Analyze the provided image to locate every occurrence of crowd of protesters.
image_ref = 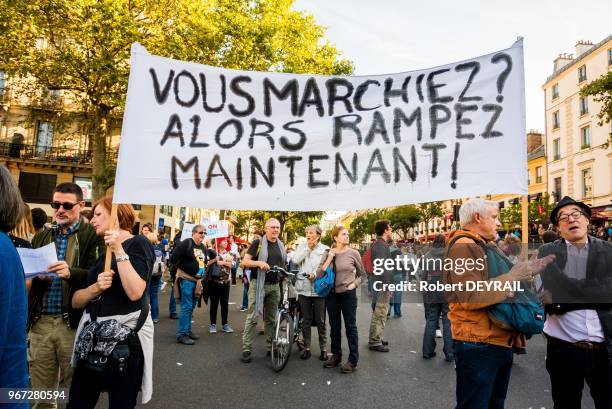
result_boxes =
[1,160,611,408]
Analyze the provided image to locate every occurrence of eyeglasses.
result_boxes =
[51,202,79,210]
[558,211,585,222]
[195,231,205,235]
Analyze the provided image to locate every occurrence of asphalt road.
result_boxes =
[96,283,595,409]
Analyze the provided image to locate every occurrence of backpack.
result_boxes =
[314,255,335,298]
[448,235,545,336]
[152,249,165,277]
[483,244,544,335]
[362,247,373,275]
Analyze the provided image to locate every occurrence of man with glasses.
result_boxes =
[171,224,211,345]
[240,218,287,363]
[29,182,103,408]
[538,196,612,408]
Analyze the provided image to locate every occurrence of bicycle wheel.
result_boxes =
[294,309,305,351]
[271,312,294,372]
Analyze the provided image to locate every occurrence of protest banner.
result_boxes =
[199,219,229,239]
[114,40,527,211]
[181,222,196,240]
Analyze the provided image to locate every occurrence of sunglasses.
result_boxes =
[195,231,206,235]
[51,202,79,210]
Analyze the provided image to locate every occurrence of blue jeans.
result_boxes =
[177,279,197,338]
[453,341,514,409]
[149,275,161,321]
[241,284,249,309]
[422,302,453,358]
[169,285,177,315]
[390,273,405,316]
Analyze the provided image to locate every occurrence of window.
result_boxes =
[536,166,542,184]
[582,168,592,198]
[74,177,92,203]
[553,138,561,160]
[579,97,588,116]
[0,71,6,97]
[552,111,560,129]
[552,83,559,100]
[580,126,591,148]
[608,48,612,66]
[18,172,57,203]
[35,121,53,158]
[160,205,173,216]
[527,170,530,185]
[554,177,562,202]
[578,65,587,82]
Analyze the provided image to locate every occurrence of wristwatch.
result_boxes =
[116,254,130,263]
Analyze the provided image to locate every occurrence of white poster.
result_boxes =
[181,222,195,240]
[201,219,229,239]
[114,40,527,210]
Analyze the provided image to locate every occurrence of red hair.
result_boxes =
[92,196,136,231]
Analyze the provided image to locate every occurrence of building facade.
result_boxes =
[542,36,612,221]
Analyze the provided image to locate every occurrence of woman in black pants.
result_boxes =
[68,198,154,409]
[317,225,365,374]
[208,239,234,334]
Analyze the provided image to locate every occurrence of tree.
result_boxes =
[580,71,612,149]
[500,202,521,229]
[349,209,384,244]
[0,0,353,199]
[385,205,421,240]
[418,202,444,238]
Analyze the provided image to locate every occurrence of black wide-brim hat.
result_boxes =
[550,196,592,224]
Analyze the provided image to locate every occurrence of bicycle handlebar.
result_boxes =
[269,266,308,279]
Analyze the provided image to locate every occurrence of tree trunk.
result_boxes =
[91,107,109,201]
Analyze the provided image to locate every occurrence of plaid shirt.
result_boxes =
[42,221,80,315]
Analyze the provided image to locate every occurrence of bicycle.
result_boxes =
[270,266,307,372]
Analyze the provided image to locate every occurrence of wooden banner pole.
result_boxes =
[521,195,529,245]
[103,204,118,272]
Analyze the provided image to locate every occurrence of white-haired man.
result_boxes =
[446,199,554,409]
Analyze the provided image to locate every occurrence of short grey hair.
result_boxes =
[0,165,25,232]
[305,224,322,236]
[459,199,498,228]
[192,224,205,234]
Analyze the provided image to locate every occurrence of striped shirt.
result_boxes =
[42,221,80,315]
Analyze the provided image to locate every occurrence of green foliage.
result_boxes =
[320,231,332,247]
[417,201,444,237]
[385,205,421,240]
[349,209,384,244]
[0,0,353,199]
[500,193,555,228]
[580,71,612,148]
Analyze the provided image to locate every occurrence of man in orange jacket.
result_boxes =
[446,199,553,409]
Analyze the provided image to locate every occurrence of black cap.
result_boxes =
[550,196,591,224]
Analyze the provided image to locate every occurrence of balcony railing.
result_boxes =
[0,142,93,165]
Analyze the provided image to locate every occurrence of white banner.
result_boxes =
[114,40,527,210]
[200,219,229,239]
[181,222,195,240]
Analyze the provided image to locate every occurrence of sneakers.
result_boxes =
[152,319,160,324]
[241,351,252,363]
[188,331,200,340]
[169,313,178,319]
[222,324,234,333]
[209,324,217,334]
[324,354,342,368]
[369,344,390,352]
[177,336,195,345]
[340,361,357,374]
[435,329,442,338]
[239,307,248,312]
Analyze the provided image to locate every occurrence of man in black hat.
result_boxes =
[538,196,612,408]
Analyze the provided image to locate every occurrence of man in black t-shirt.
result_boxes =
[172,225,208,345]
[240,218,287,363]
